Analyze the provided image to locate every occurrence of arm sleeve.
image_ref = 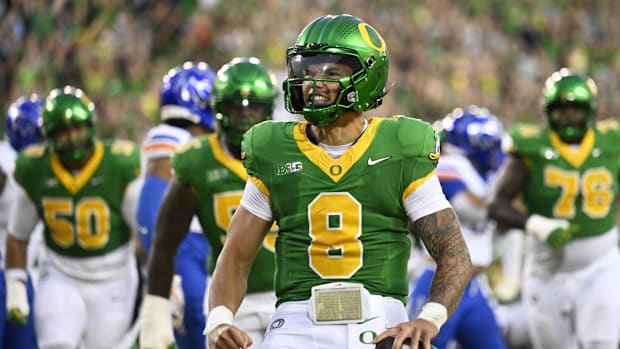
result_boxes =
[135,175,169,254]
[7,187,39,241]
[122,177,142,232]
[239,179,273,222]
[136,125,191,254]
[404,174,452,222]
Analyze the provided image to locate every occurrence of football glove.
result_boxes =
[6,278,29,325]
[493,277,521,304]
[170,275,185,331]
[525,214,579,248]
[139,294,175,349]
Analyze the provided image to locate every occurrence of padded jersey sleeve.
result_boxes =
[110,139,141,185]
[395,117,441,201]
[507,123,545,156]
[171,137,203,185]
[7,184,39,241]
[239,121,273,196]
[141,124,192,163]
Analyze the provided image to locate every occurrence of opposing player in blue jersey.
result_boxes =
[409,106,506,349]
[140,57,279,349]
[1,94,43,349]
[136,61,214,349]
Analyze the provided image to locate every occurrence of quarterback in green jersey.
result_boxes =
[206,14,472,349]
[140,57,279,349]
[488,68,620,349]
[5,86,142,349]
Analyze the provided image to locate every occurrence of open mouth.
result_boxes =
[308,94,330,106]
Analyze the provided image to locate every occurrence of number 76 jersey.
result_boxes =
[242,116,440,305]
[509,119,620,239]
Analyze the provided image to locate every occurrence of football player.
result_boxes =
[135,61,215,349]
[139,57,278,349]
[488,68,620,349]
[1,93,44,349]
[409,106,506,349]
[205,14,472,349]
[5,86,141,348]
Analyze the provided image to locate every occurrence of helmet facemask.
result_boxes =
[283,14,389,126]
[212,57,277,157]
[217,99,273,149]
[49,123,96,165]
[284,53,362,126]
[543,69,596,144]
[42,87,97,166]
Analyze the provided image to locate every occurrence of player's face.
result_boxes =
[301,62,353,107]
[222,100,270,134]
[548,105,589,130]
[52,124,91,155]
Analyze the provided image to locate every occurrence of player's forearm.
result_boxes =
[487,199,527,230]
[208,251,251,314]
[209,206,271,313]
[5,234,29,269]
[146,178,196,297]
[487,155,529,230]
[415,208,472,315]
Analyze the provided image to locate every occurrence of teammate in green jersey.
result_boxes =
[488,68,620,349]
[5,86,142,349]
[139,57,278,349]
[205,14,472,349]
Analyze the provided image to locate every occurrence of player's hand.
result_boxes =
[207,324,252,349]
[139,294,176,349]
[6,279,29,325]
[170,275,185,330]
[525,214,578,248]
[493,277,521,303]
[375,336,438,349]
[373,318,439,349]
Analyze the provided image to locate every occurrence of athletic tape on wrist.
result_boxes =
[416,302,448,331]
[5,268,27,282]
[204,305,234,335]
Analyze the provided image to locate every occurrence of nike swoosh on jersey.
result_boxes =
[367,156,391,166]
[360,316,380,324]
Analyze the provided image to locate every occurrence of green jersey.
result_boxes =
[509,119,620,238]
[242,116,440,304]
[14,140,140,257]
[172,134,276,293]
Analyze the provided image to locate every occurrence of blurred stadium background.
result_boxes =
[1,0,619,141]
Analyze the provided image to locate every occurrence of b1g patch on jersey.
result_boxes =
[274,161,303,176]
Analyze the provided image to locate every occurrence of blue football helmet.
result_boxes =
[159,61,217,130]
[5,94,44,151]
[440,105,505,175]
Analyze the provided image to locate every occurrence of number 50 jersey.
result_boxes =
[242,116,440,305]
[13,140,140,279]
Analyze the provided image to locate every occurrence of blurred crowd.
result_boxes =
[2,0,619,141]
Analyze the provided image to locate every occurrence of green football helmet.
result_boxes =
[212,57,277,149]
[282,14,389,126]
[42,86,97,164]
[543,68,597,143]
